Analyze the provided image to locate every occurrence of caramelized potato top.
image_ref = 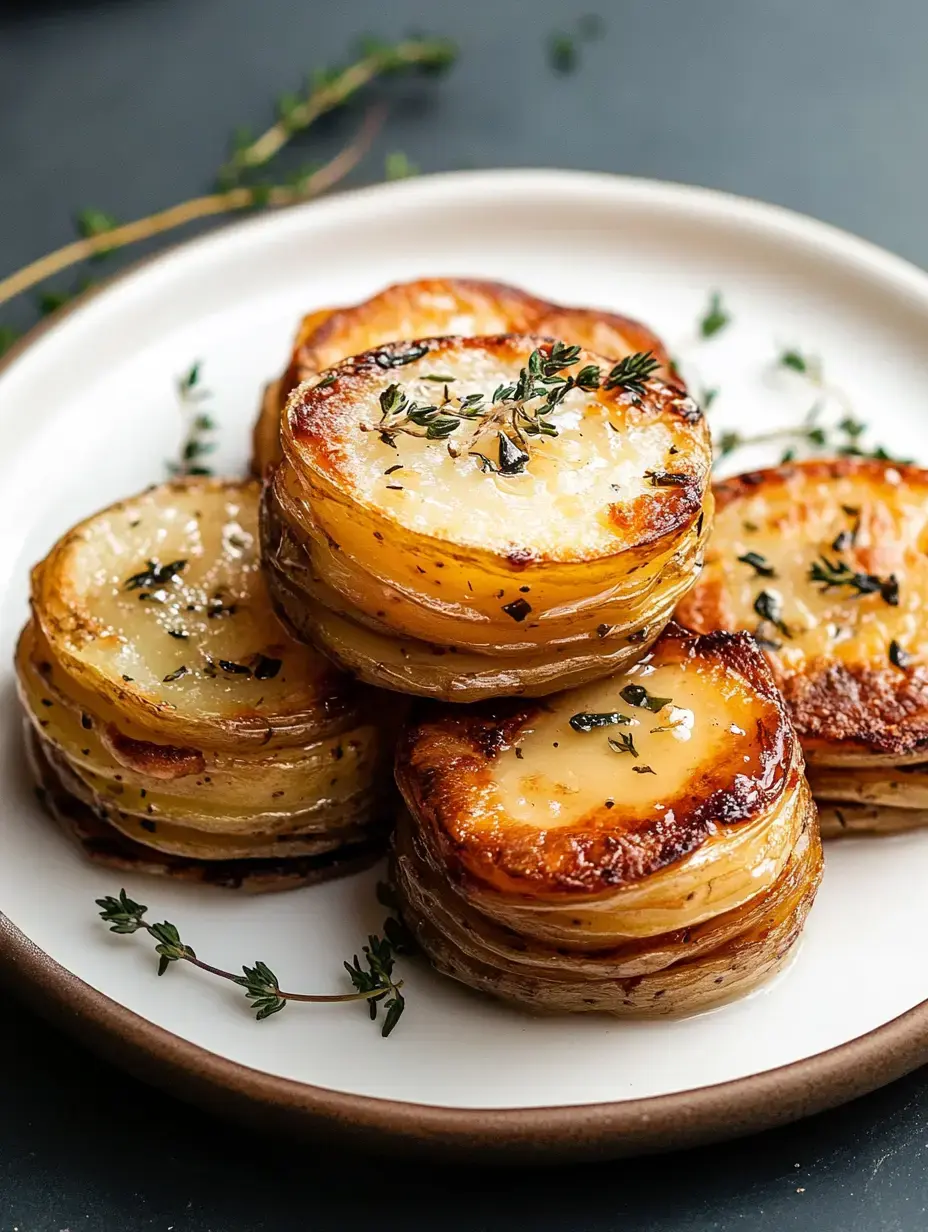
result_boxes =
[676,458,928,760]
[31,479,364,747]
[396,624,796,896]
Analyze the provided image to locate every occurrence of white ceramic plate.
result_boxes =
[3,170,928,1159]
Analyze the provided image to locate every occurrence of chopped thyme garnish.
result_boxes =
[889,640,912,670]
[737,551,776,578]
[218,659,252,675]
[162,665,188,682]
[754,590,791,638]
[569,711,631,733]
[620,684,672,713]
[700,387,719,411]
[608,732,638,757]
[316,373,337,390]
[778,348,822,381]
[167,629,189,640]
[699,292,731,338]
[501,597,532,622]
[633,765,656,775]
[808,556,899,605]
[253,655,282,680]
[124,559,187,591]
[422,373,455,382]
[373,343,429,369]
[168,362,217,478]
[207,596,237,618]
[644,470,689,487]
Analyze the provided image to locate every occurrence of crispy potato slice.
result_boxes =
[676,458,928,764]
[392,624,821,1014]
[252,277,673,474]
[30,478,372,750]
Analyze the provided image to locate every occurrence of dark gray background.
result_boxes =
[2,0,928,1228]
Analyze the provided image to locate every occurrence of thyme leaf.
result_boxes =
[619,684,672,713]
[569,711,631,733]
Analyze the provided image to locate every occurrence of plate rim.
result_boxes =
[4,167,928,1160]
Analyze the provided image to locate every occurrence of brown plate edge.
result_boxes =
[2,192,928,1163]
[3,905,928,1163]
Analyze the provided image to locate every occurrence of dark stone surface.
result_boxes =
[2,1,928,1228]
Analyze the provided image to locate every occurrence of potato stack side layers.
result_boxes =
[676,458,928,837]
[264,332,713,701]
[393,623,822,1016]
[18,479,397,892]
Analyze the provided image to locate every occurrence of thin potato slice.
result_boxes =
[393,623,821,1015]
[18,622,391,831]
[31,478,371,750]
[29,728,382,894]
[251,277,674,474]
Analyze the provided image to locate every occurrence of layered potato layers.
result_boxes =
[266,333,713,700]
[676,458,928,836]
[18,478,397,890]
[251,276,676,475]
[393,624,821,1016]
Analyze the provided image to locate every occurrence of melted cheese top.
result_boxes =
[690,468,928,672]
[492,653,771,830]
[288,337,708,560]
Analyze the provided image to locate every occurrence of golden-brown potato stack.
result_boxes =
[676,458,928,837]
[265,332,712,701]
[18,478,397,891]
[251,276,676,476]
[393,624,821,1016]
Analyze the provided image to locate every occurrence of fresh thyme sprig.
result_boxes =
[371,343,662,474]
[167,361,217,477]
[0,38,456,317]
[96,889,408,1037]
[712,342,908,466]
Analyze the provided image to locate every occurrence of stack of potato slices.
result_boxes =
[393,624,821,1015]
[264,332,713,700]
[676,458,928,836]
[251,276,676,476]
[17,478,395,891]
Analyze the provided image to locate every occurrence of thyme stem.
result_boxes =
[0,107,382,312]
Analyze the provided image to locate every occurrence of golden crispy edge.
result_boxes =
[677,458,928,759]
[395,623,797,894]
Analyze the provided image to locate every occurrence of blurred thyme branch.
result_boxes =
[0,37,456,329]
